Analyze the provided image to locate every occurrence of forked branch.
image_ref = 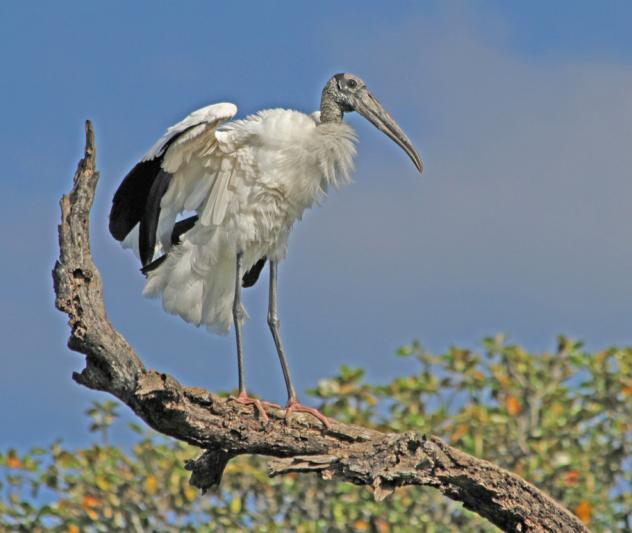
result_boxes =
[53,122,589,533]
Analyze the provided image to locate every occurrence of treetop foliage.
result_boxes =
[1,336,630,532]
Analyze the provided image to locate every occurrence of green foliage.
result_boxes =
[1,336,630,532]
[84,401,119,445]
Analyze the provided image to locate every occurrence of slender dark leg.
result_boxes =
[234,252,246,394]
[267,261,297,401]
[268,260,330,428]
[229,252,279,421]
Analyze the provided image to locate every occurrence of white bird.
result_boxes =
[109,73,422,426]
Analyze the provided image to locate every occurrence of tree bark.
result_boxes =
[53,121,591,533]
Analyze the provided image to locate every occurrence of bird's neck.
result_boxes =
[319,86,344,124]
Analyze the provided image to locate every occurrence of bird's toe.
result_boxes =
[284,400,331,429]
[229,392,281,423]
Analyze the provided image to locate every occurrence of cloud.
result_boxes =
[283,6,632,349]
[4,4,632,451]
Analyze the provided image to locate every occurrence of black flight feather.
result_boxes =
[141,216,266,289]
[109,123,202,243]
[170,215,198,245]
[139,170,172,266]
[140,215,199,276]
[242,257,267,288]
[140,254,166,276]
[109,158,163,241]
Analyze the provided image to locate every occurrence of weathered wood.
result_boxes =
[52,121,590,533]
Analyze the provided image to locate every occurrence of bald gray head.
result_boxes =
[320,73,423,173]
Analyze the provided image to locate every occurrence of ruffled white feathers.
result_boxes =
[134,105,357,332]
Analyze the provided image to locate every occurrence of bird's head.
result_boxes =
[321,73,423,173]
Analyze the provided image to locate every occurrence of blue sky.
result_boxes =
[2,1,632,448]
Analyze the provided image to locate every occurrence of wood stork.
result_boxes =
[109,73,422,426]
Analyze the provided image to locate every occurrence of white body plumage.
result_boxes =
[125,104,357,333]
[110,73,421,420]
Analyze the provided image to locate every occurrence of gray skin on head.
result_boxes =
[320,73,365,123]
[319,72,423,173]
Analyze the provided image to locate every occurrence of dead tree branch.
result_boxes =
[52,121,590,533]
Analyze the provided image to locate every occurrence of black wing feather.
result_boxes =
[109,123,202,244]
[140,215,199,276]
[109,158,163,241]
[140,254,167,276]
[242,257,267,288]
[139,170,172,266]
[141,216,266,289]
[170,215,198,245]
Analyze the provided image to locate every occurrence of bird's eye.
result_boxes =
[347,79,358,89]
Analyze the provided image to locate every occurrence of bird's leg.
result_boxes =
[267,261,331,428]
[229,252,279,422]
[234,252,247,394]
[267,261,296,400]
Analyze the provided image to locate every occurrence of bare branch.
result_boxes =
[53,122,590,533]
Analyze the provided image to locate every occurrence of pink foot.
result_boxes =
[229,392,281,422]
[285,399,331,429]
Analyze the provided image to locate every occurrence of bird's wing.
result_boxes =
[143,103,238,161]
[109,103,238,266]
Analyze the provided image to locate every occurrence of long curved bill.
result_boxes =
[352,90,423,174]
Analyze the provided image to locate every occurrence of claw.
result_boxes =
[284,400,331,428]
[228,392,281,422]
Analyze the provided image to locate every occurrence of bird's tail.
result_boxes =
[143,236,246,334]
